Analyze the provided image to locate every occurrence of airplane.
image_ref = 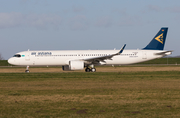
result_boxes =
[8,27,172,72]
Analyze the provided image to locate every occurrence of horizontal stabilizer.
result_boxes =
[154,50,173,55]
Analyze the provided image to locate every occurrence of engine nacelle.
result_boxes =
[62,65,71,71]
[62,60,84,71]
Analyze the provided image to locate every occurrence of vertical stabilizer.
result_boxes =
[143,27,168,50]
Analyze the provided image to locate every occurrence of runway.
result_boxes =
[0,66,180,73]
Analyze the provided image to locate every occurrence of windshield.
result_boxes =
[13,54,21,57]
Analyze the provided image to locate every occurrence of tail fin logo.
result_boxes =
[155,33,163,44]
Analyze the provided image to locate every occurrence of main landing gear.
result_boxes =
[85,67,96,72]
[85,65,96,72]
[25,66,30,73]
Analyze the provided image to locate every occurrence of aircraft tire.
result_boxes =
[85,68,91,72]
[25,70,30,73]
[91,68,96,72]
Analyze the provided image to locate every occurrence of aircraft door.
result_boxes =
[25,52,30,61]
[142,51,147,59]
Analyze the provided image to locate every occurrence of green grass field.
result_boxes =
[0,60,9,66]
[136,57,180,65]
[0,71,180,118]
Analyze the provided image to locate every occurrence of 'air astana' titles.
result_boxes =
[31,52,52,55]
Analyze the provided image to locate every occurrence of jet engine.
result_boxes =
[62,60,84,71]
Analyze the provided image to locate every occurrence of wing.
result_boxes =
[83,44,126,64]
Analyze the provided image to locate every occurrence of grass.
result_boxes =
[0,60,10,66]
[0,72,180,117]
[136,57,180,65]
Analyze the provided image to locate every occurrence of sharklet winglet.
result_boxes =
[118,44,126,54]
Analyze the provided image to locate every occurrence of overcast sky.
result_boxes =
[1,0,180,59]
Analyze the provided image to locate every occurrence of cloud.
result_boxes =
[118,16,134,26]
[68,15,89,30]
[72,6,85,13]
[95,16,112,28]
[166,6,180,13]
[20,0,28,4]
[25,14,62,29]
[142,5,161,14]
[118,16,143,26]
[0,12,23,28]
[147,5,161,12]
[0,12,62,29]
[112,8,127,16]
[143,5,180,13]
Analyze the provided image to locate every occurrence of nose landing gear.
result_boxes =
[25,66,30,73]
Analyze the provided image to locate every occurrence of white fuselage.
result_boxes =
[8,49,171,66]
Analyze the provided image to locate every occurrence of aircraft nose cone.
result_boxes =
[8,58,14,65]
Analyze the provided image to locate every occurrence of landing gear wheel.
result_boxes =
[25,70,30,73]
[85,67,96,72]
[91,68,96,72]
[85,68,91,72]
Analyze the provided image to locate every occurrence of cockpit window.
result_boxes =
[13,54,21,57]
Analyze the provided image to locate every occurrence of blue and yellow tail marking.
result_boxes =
[143,27,168,50]
[155,33,163,44]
